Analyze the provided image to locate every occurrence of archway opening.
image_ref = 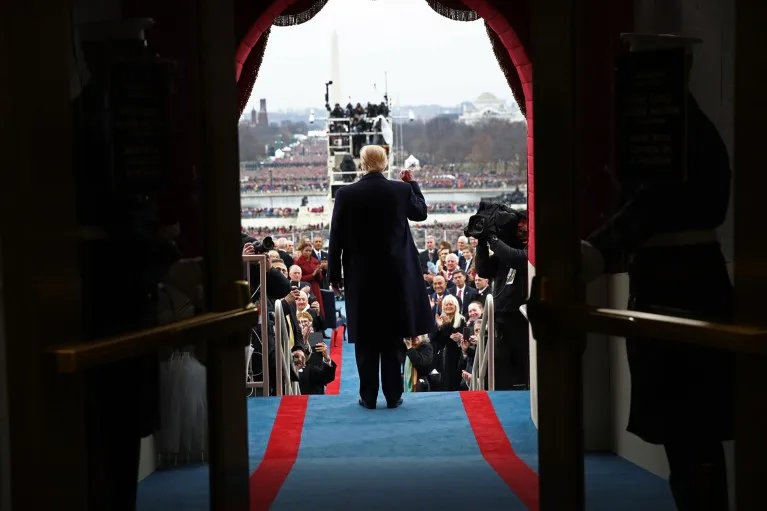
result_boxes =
[234,0,536,262]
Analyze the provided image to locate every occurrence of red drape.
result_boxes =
[237,28,271,115]
[485,21,526,117]
[234,0,327,115]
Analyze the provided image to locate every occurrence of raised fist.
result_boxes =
[399,169,414,182]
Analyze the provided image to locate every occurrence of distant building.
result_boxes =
[458,93,524,125]
[257,98,269,126]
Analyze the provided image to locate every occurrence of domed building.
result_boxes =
[458,92,525,125]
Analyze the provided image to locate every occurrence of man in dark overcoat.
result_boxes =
[328,145,433,409]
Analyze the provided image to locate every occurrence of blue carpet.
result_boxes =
[138,299,676,510]
[271,392,526,511]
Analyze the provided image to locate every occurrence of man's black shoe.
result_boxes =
[387,398,403,409]
[358,399,376,409]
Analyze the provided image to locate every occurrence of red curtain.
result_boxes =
[237,28,271,114]
[485,22,526,117]
[234,0,330,115]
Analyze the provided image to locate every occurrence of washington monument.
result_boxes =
[330,30,341,104]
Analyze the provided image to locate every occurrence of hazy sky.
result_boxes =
[248,0,514,112]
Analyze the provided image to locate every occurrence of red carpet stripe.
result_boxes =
[249,395,309,511]
[461,391,540,510]
[325,328,344,395]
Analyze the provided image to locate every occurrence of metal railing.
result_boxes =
[274,300,300,396]
[243,255,270,396]
[470,294,495,391]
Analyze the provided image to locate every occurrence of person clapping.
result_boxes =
[430,295,466,391]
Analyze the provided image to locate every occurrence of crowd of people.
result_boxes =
[239,137,527,195]
[242,235,338,396]
[240,171,327,193]
[240,206,326,219]
[240,221,478,249]
[240,203,483,219]
[241,207,298,218]
[427,202,476,214]
[240,165,527,193]
[241,224,326,241]
[242,214,530,396]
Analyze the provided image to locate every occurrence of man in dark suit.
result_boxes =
[310,236,329,288]
[449,270,477,317]
[419,235,439,272]
[474,276,491,304]
[275,237,294,267]
[429,275,449,316]
[328,145,433,409]
[311,237,328,262]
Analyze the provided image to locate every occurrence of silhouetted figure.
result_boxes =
[330,103,344,118]
[587,34,733,511]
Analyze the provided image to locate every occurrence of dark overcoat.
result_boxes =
[328,172,434,344]
[588,94,734,444]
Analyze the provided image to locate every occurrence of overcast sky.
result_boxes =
[247,0,514,112]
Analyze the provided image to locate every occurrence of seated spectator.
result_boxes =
[290,342,336,395]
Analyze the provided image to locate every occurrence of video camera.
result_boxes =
[465,201,526,248]
[248,236,275,254]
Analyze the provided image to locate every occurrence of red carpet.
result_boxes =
[325,327,344,395]
[248,395,309,511]
[461,391,540,510]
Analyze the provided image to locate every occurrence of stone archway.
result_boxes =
[233,0,536,263]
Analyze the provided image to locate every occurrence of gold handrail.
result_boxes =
[526,278,767,354]
[48,308,258,374]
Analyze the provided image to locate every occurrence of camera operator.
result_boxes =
[470,203,529,390]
